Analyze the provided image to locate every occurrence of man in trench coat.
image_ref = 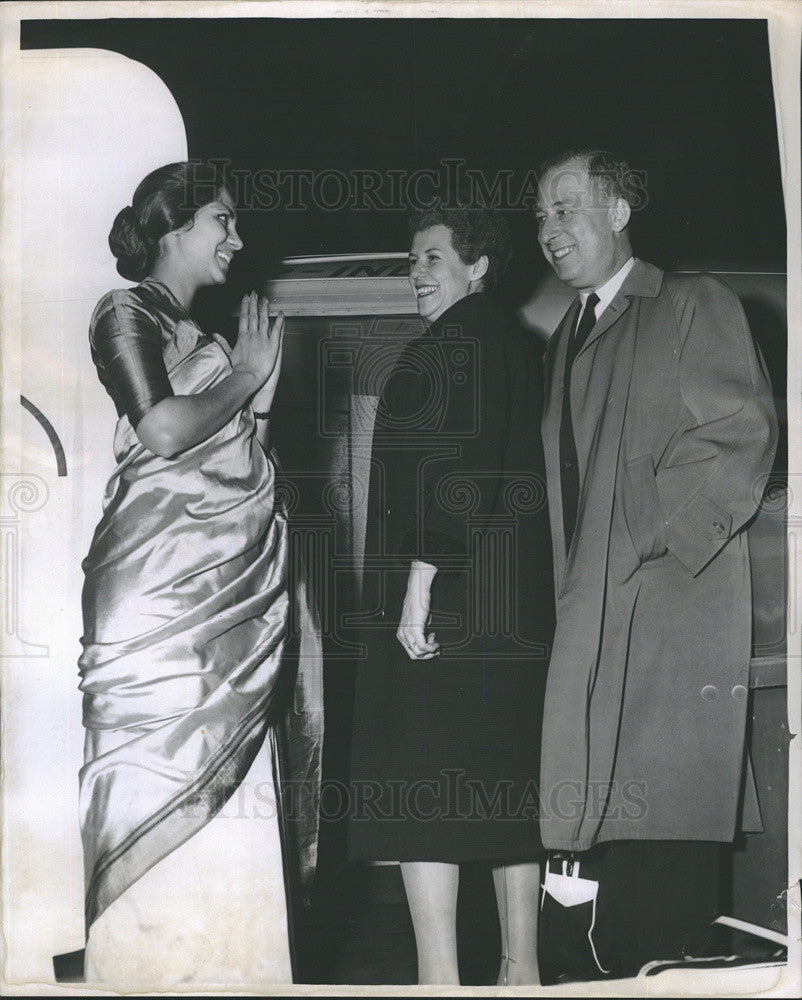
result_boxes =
[535,150,778,976]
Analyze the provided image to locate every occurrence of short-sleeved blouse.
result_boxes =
[89,279,182,426]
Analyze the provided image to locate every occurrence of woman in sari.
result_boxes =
[78,161,298,988]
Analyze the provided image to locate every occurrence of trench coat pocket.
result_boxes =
[621,454,668,564]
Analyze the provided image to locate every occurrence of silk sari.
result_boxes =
[78,283,317,984]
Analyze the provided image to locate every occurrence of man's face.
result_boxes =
[536,158,627,294]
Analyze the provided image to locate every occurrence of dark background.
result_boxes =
[22,16,785,311]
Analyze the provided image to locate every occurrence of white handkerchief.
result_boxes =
[542,860,599,908]
[541,859,610,974]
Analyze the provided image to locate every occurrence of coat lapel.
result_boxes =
[574,258,664,361]
[576,295,631,358]
[542,261,664,599]
[543,299,580,387]
[542,300,581,588]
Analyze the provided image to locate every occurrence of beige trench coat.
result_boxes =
[539,259,778,851]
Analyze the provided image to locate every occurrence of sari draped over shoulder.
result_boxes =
[78,279,317,951]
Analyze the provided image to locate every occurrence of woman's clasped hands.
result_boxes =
[231,291,285,412]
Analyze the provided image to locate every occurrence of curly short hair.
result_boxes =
[538,149,645,211]
[407,201,512,290]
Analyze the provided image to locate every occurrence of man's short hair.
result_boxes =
[538,149,643,208]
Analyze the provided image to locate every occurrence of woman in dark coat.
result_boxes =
[349,203,554,985]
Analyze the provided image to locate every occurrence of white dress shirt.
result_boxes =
[580,256,636,321]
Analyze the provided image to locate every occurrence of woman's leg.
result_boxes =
[491,861,541,986]
[400,861,460,985]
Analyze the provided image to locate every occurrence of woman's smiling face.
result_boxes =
[408,224,482,323]
[172,188,243,288]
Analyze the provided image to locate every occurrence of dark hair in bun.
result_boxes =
[108,161,229,282]
[108,205,150,282]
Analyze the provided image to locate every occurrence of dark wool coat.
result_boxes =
[349,291,555,861]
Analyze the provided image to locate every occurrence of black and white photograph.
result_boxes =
[0,1,799,994]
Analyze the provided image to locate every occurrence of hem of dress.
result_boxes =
[85,697,273,934]
[347,847,547,864]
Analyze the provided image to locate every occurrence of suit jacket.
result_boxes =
[539,259,777,850]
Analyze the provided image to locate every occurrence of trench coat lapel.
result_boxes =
[542,259,664,597]
[543,299,580,393]
[575,296,630,359]
[541,301,580,590]
[574,259,663,361]
[541,307,640,849]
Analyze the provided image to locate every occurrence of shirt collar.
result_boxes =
[580,256,636,318]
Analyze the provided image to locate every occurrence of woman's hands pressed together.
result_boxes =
[134,292,284,459]
[397,560,440,660]
[232,292,285,414]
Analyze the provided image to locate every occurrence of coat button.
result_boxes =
[562,459,574,470]
[731,684,748,701]
[701,685,719,702]
[712,521,726,534]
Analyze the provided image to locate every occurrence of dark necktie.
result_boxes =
[559,292,599,551]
